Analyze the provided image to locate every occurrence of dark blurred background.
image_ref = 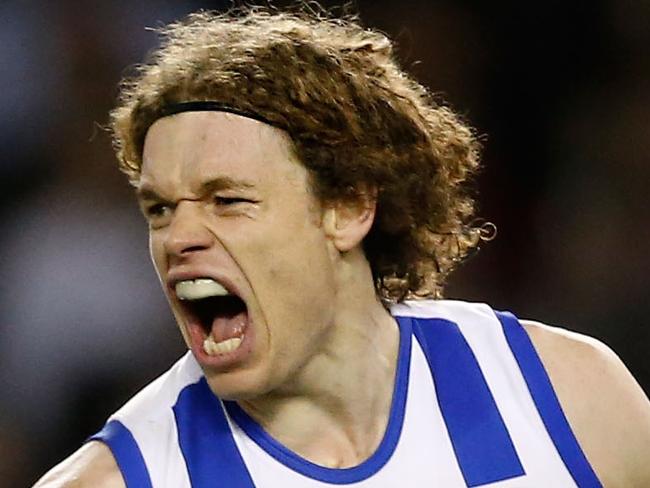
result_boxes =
[1,0,648,485]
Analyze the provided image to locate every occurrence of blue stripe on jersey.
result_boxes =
[412,317,526,487]
[222,314,413,484]
[89,420,153,488]
[173,378,256,487]
[497,311,603,488]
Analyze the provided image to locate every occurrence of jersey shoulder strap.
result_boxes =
[90,352,256,487]
[392,299,601,488]
[495,310,601,487]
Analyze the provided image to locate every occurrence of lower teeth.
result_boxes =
[203,335,243,355]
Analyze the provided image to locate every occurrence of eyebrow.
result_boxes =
[135,186,163,202]
[136,176,256,201]
[198,176,255,196]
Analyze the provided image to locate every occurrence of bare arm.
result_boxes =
[32,441,125,488]
[522,320,650,488]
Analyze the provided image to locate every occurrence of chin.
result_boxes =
[203,366,277,401]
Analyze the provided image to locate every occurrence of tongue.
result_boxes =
[210,310,248,343]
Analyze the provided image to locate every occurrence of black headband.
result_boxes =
[157,101,282,130]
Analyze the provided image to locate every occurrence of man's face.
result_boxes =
[139,111,338,399]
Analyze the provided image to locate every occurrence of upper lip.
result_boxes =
[166,269,242,299]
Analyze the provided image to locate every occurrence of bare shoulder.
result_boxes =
[32,441,125,488]
[521,320,650,488]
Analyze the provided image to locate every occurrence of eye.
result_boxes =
[146,203,171,217]
[141,202,174,228]
[213,196,252,206]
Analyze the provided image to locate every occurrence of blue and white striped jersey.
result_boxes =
[90,300,602,487]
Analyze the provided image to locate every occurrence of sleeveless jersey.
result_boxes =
[90,300,602,487]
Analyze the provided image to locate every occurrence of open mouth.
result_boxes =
[175,278,249,357]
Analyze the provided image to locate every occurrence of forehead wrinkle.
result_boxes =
[136,175,257,205]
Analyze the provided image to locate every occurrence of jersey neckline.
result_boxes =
[223,315,413,484]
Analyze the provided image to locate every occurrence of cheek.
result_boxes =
[219,199,334,321]
[250,215,330,285]
[148,232,167,277]
[254,231,335,327]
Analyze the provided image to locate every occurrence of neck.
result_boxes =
[238,250,400,468]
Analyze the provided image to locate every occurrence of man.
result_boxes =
[36,7,649,488]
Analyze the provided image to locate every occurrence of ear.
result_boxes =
[322,187,377,253]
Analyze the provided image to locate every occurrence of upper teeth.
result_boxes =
[175,279,230,301]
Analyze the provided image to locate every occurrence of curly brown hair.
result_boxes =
[111,6,490,301]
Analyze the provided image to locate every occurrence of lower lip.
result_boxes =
[187,317,255,370]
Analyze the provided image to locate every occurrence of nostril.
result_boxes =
[181,244,209,254]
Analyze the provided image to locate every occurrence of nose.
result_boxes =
[164,201,215,259]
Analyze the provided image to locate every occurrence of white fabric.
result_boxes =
[109,353,202,488]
